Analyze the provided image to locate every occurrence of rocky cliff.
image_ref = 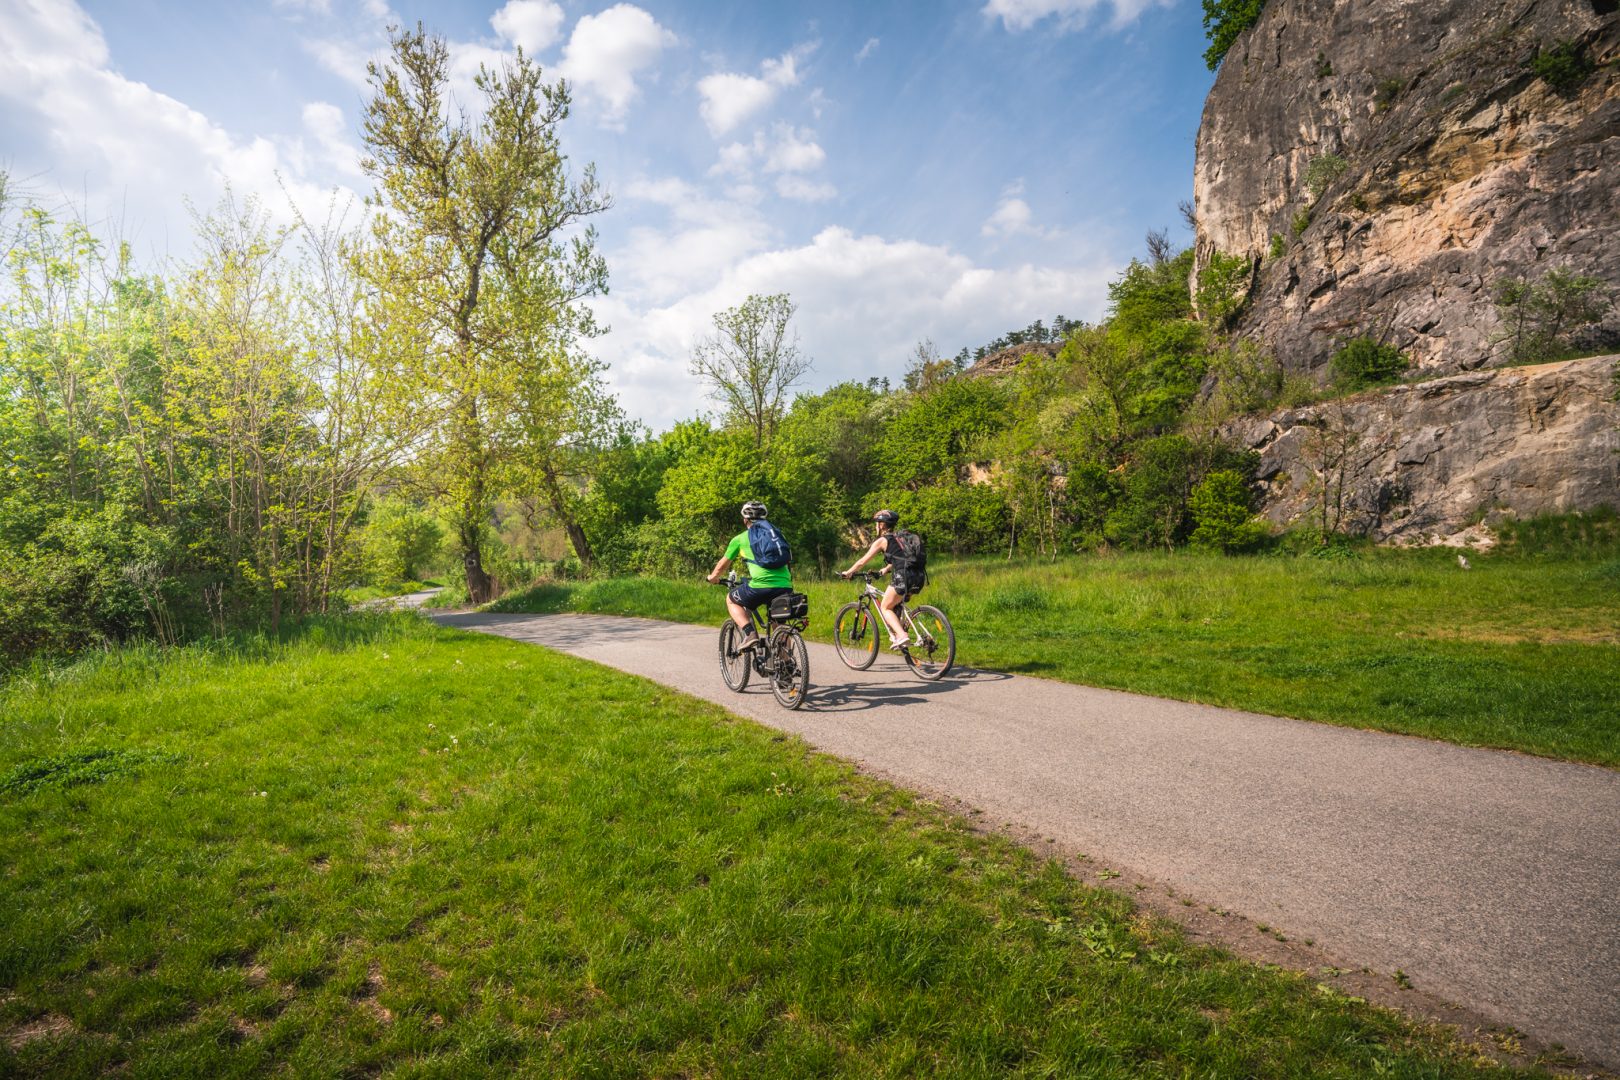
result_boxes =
[1194,0,1620,376]
[1224,354,1620,541]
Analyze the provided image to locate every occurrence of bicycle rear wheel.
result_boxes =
[833,601,879,670]
[769,627,810,709]
[718,621,751,691]
[903,605,955,681]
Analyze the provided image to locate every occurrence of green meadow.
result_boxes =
[0,615,1551,1076]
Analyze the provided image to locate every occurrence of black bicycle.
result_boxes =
[714,574,811,709]
[834,571,955,681]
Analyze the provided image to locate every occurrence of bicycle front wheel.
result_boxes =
[718,621,751,692]
[769,628,810,710]
[833,601,879,670]
[904,605,956,681]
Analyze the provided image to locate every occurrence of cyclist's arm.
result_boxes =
[705,555,734,584]
[840,537,887,577]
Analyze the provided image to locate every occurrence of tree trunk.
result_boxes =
[539,462,593,573]
[459,514,492,603]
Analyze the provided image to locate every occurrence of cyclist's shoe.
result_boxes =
[740,631,763,651]
[888,638,907,652]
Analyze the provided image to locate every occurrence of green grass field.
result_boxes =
[491,542,1620,767]
[0,616,1547,1076]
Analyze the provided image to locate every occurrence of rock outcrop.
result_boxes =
[1224,354,1620,541]
[961,341,1061,379]
[1194,0,1620,377]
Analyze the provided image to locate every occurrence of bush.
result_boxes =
[361,498,444,584]
[1290,209,1311,238]
[1529,40,1594,95]
[1106,436,1257,551]
[1330,337,1409,391]
[1374,77,1404,111]
[1195,251,1253,330]
[1303,153,1348,200]
[1189,470,1270,553]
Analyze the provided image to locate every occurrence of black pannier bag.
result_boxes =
[769,592,810,621]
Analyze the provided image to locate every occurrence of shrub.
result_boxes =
[1303,153,1349,200]
[1269,234,1286,259]
[1291,209,1311,238]
[1189,470,1270,553]
[1106,436,1257,551]
[1195,251,1253,330]
[1374,77,1405,111]
[361,498,445,584]
[1529,40,1594,95]
[1330,337,1410,391]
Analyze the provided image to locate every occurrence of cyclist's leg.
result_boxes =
[878,585,907,646]
[727,585,763,646]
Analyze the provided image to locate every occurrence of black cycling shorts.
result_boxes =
[890,572,922,599]
[729,584,792,614]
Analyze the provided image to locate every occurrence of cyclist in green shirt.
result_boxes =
[705,501,793,651]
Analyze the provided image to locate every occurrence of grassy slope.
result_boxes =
[0,617,1541,1077]
[491,547,1620,766]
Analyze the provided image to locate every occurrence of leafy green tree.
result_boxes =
[362,497,444,583]
[1189,470,1269,553]
[1203,0,1267,71]
[1493,269,1612,365]
[689,293,812,453]
[358,24,609,603]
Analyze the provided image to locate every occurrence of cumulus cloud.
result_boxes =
[0,0,352,251]
[696,42,815,137]
[705,124,834,198]
[558,4,678,127]
[592,213,1114,430]
[982,181,1053,238]
[983,0,1172,32]
[490,0,565,54]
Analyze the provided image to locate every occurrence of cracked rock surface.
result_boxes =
[1220,354,1620,541]
[1194,0,1620,376]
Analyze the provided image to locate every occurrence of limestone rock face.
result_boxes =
[1194,0,1620,376]
[1224,355,1620,541]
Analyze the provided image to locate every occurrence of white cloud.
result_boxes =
[706,124,831,194]
[855,37,879,62]
[491,0,565,54]
[982,181,1053,238]
[558,4,678,128]
[696,42,815,137]
[762,125,825,173]
[774,175,836,202]
[983,0,1171,32]
[592,215,1114,430]
[299,101,364,180]
[273,0,332,15]
[0,0,356,254]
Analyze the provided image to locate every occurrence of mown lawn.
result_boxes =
[491,544,1620,767]
[0,615,1544,1076]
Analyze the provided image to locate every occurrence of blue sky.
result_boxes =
[1,0,1215,430]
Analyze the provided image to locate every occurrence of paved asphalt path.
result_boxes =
[435,611,1620,1068]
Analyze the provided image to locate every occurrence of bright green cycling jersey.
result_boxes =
[725,531,792,588]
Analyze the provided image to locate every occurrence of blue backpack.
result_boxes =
[746,520,792,570]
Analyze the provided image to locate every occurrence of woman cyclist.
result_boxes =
[838,509,924,651]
